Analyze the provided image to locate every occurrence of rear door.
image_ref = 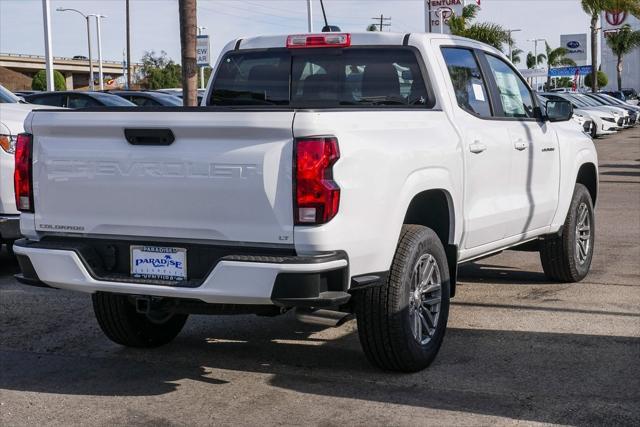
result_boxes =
[30,110,296,245]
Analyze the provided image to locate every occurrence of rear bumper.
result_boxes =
[0,215,20,240]
[13,239,349,306]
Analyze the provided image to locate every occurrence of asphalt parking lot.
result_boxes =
[1,128,638,426]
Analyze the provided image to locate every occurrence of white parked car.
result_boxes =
[13,33,598,372]
[542,92,619,137]
[572,93,631,127]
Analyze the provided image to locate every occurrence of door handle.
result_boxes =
[469,141,487,154]
[514,140,528,151]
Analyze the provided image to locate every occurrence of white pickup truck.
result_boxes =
[13,33,598,372]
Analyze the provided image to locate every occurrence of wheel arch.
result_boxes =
[402,188,459,297]
[576,162,598,206]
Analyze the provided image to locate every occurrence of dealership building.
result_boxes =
[600,10,640,92]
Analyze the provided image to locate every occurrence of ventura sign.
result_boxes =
[560,34,587,65]
[428,0,481,34]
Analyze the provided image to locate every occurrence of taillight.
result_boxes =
[14,133,33,212]
[286,33,351,49]
[294,137,340,225]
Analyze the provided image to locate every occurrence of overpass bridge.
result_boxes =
[0,53,138,89]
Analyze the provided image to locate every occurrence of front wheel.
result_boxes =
[539,183,595,282]
[92,292,188,348]
[354,225,450,372]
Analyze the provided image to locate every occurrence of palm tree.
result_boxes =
[545,42,577,89]
[581,0,640,92]
[511,48,524,65]
[606,24,640,90]
[526,52,546,69]
[449,5,512,51]
[178,0,197,106]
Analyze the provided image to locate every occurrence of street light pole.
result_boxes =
[56,7,94,90]
[197,26,207,90]
[42,0,54,91]
[427,9,445,34]
[126,0,131,89]
[93,14,107,90]
[306,0,313,32]
[527,38,545,90]
[507,29,521,63]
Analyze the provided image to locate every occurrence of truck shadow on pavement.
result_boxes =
[1,301,639,425]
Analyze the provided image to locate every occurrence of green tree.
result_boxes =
[31,69,66,91]
[510,48,524,65]
[526,52,546,69]
[545,42,577,89]
[448,5,512,50]
[556,77,575,88]
[139,50,182,89]
[581,0,640,92]
[366,24,378,31]
[605,24,640,90]
[585,70,609,88]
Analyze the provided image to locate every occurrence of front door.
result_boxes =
[482,53,560,237]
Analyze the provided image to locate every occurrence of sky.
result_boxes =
[0,0,591,67]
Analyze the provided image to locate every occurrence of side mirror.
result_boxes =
[546,100,573,122]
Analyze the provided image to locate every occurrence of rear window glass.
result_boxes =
[210,48,430,108]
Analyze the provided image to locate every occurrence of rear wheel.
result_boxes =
[355,225,450,372]
[540,183,595,282]
[92,292,188,347]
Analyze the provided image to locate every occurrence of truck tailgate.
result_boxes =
[28,110,295,245]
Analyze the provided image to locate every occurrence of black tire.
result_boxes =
[92,292,188,348]
[540,183,595,282]
[354,225,450,372]
[590,125,597,139]
[6,241,15,257]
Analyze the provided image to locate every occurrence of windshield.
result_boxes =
[560,94,587,108]
[599,94,625,105]
[574,94,603,108]
[90,92,136,106]
[210,48,431,108]
[155,94,183,106]
[0,85,20,103]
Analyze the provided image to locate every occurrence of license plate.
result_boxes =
[130,246,187,281]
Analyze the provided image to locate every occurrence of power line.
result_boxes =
[371,14,391,31]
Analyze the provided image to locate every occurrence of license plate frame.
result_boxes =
[130,245,187,281]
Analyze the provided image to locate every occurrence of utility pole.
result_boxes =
[126,0,131,89]
[178,0,197,106]
[370,14,391,32]
[42,0,54,91]
[306,0,313,32]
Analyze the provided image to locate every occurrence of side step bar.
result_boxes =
[295,308,353,327]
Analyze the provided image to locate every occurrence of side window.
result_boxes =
[67,94,100,109]
[441,47,492,117]
[485,55,535,118]
[29,94,64,107]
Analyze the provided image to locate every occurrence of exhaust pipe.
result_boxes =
[295,308,352,327]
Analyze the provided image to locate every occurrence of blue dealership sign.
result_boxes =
[548,66,593,77]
